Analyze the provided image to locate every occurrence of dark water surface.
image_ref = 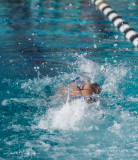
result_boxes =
[0,0,138,159]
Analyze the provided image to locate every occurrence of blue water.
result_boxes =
[0,0,138,159]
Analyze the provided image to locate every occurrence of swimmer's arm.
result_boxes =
[58,87,68,94]
[58,83,76,94]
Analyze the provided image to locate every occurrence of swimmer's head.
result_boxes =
[90,83,101,94]
[80,83,101,96]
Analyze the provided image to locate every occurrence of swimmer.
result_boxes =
[58,76,101,103]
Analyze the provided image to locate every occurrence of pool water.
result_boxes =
[0,0,138,159]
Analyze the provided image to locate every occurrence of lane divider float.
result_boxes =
[91,0,138,48]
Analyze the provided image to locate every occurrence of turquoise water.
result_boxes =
[0,0,138,159]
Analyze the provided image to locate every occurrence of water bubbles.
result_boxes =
[41,42,44,46]
[34,66,40,70]
[125,48,128,51]
[105,58,107,62]
[114,43,117,47]
[94,44,97,48]
[9,59,13,63]
[114,35,118,39]
[69,3,72,7]
[75,52,78,56]
[101,65,104,71]
[48,7,54,10]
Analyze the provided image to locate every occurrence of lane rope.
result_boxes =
[91,0,138,48]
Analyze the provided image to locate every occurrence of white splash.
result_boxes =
[38,99,102,131]
[38,99,87,131]
[1,98,46,107]
[127,96,138,102]
[102,63,127,95]
[76,57,102,83]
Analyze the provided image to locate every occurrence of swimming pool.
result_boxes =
[0,0,138,159]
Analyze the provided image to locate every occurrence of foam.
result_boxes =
[102,63,127,95]
[76,56,102,83]
[38,98,102,131]
[1,98,46,107]
[38,99,87,131]
[127,97,138,102]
